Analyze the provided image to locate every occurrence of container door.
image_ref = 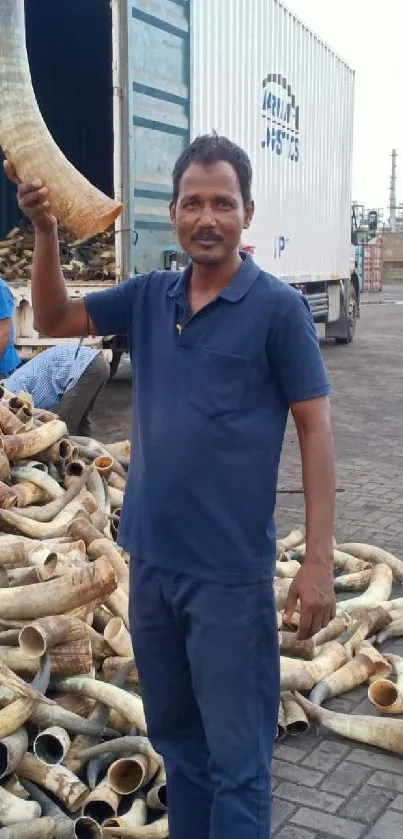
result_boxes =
[118,0,190,277]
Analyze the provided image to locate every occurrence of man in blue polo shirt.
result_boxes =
[5,135,335,839]
[0,277,20,376]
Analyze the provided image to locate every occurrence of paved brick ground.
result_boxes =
[92,285,403,837]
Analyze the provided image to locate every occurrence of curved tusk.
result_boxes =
[104,795,148,831]
[295,691,403,757]
[337,543,403,583]
[0,0,123,239]
[368,654,403,715]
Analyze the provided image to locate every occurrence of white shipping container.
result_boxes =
[191,0,355,285]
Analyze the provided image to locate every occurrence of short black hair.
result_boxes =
[172,133,253,205]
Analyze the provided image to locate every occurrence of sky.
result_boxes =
[285,0,403,217]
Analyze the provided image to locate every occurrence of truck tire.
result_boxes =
[335,283,358,345]
[109,350,123,380]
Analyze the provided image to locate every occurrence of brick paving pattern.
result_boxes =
[93,285,403,837]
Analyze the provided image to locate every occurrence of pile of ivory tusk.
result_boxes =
[0,384,168,838]
[0,379,403,839]
[276,528,403,760]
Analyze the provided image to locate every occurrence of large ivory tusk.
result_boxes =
[108,486,124,509]
[0,785,40,825]
[2,773,30,799]
[0,654,50,740]
[18,779,73,839]
[334,569,372,592]
[278,631,315,660]
[275,559,301,579]
[10,467,64,501]
[0,726,29,779]
[295,691,403,757]
[309,651,377,706]
[28,702,117,740]
[0,541,30,567]
[0,405,25,436]
[104,796,148,831]
[68,517,129,593]
[55,676,147,733]
[0,0,123,239]
[368,654,403,714]
[336,564,393,612]
[103,815,169,838]
[34,726,71,766]
[333,550,372,574]
[73,817,102,839]
[9,482,46,508]
[341,608,391,657]
[274,578,292,610]
[76,736,162,768]
[107,755,156,796]
[282,691,309,736]
[277,530,305,551]
[0,817,56,839]
[281,643,348,688]
[146,768,167,812]
[314,613,352,646]
[0,449,10,482]
[280,666,314,693]
[337,542,403,583]
[8,566,41,587]
[108,472,127,492]
[16,469,89,522]
[17,752,89,812]
[0,483,18,510]
[106,440,131,460]
[0,557,116,620]
[356,642,392,681]
[19,615,87,658]
[82,780,119,823]
[0,696,36,741]
[5,636,93,677]
[94,455,114,481]
[307,642,348,684]
[64,659,136,779]
[1,420,67,461]
[102,657,139,685]
[104,617,133,659]
[377,617,403,644]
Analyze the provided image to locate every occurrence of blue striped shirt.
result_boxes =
[5,345,99,410]
[0,278,20,376]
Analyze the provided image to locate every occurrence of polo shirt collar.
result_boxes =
[166,252,261,304]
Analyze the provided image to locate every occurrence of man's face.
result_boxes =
[170,161,254,266]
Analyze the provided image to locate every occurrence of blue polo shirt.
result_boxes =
[0,278,20,376]
[85,253,330,582]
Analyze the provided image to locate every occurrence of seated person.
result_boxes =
[4,343,110,436]
[0,277,21,377]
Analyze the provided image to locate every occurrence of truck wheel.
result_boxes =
[109,350,123,380]
[335,283,358,345]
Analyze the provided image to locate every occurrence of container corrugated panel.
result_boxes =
[382,233,403,263]
[128,0,190,272]
[191,0,354,283]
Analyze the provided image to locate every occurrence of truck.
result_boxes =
[0,0,357,374]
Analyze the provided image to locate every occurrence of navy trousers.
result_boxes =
[130,558,280,839]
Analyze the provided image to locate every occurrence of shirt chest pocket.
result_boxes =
[189,349,251,418]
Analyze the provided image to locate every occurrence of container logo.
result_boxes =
[274,235,290,258]
[261,74,300,162]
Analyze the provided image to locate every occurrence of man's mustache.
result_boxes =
[191,230,224,242]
